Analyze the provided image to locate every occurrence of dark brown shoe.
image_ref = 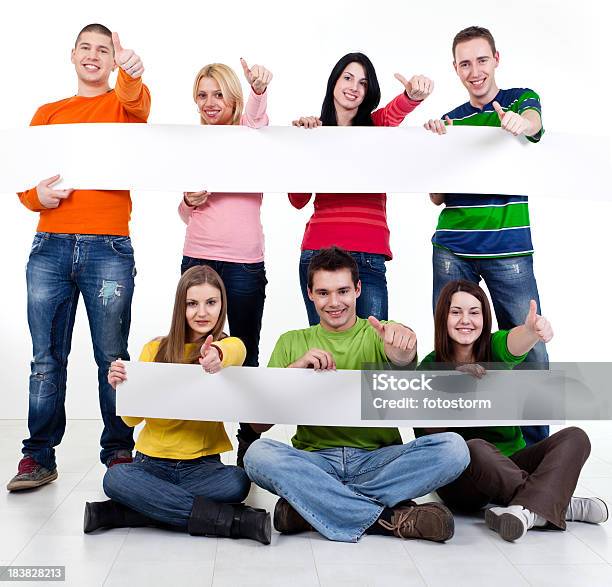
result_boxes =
[273,497,313,534]
[378,502,454,542]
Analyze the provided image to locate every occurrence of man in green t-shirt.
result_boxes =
[244,247,469,543]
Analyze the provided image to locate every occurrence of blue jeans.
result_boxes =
[432,246,549,444]
[181,257,267,367]
[103,452,250,528]
[23,233,136,470]
[244,433,469,542]
[299,250,388,326]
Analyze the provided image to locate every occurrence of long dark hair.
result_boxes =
[320,52,381,126]
[154,265,228,364]
[434,280,493,364]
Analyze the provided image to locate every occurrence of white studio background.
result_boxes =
[0,0,609,418]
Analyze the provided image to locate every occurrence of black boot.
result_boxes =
[188,496,271,545]
[84,500,156,534]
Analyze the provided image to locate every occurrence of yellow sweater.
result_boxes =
[121,337,246,459]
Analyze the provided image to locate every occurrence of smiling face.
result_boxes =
[454,37,500,107]
[447,291,484,352]
[196,76,235,125]
[308,268,361,332]
[185,283,223,342]
[332,61,368,120]
[71,31,115,90]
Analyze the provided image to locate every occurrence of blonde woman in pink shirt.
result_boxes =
[178,60,271,466]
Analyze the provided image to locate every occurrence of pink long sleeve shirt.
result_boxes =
[179,89,268,263]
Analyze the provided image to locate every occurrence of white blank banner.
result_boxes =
[116,362,557,427]
[0,124,609,198]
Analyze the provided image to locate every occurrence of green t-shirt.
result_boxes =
[268,317,404,451]
[415,330,527,456]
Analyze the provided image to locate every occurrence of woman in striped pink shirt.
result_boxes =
[290,52,433,324]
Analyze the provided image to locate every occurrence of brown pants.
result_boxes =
[436,427,591,529]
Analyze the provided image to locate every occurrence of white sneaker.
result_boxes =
[485,505,544,541]
[566,497,609,524]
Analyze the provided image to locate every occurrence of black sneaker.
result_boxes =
[6,456,58,491]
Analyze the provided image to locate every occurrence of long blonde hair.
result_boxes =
[154,265,228,364]
[193,63,244,126]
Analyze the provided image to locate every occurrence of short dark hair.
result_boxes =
[452,26,496,60]
[75,23,113,49]
[320,53,381,127]
[307,247,359,290]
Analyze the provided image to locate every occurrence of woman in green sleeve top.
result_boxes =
[84,265,271,544]
[416,280,607,542]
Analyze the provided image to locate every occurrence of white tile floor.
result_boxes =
[1,420,611,586]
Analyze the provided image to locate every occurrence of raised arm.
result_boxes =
[507,300,553,357]
[368,316,417,367]
[493,101,542,138]
[371,73,433,127]
[240,59,271,128]
[112,32,151,121]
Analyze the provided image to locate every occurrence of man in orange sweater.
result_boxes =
[7,23,151,491]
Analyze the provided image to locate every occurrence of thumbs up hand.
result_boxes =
[240,58,272,95]
[394,73,434,101]
[523,300,553,343]
[492,101,532,136]
[112,32,144,78]
[199,335,222,374]
[368,316,417,365]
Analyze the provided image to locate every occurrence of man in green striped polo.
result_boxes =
[424,25,549,446]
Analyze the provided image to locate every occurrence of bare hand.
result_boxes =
[36,175,74,209]
[108,359,127,389]
[240,58,272,95]
[112,32,144,78]
[292,116,322,129]
[395,73,434,101]
[523,300,553,343]
[368,316,416,352]
[492,101,533,136]
[423,116,453,135]
[183,190,210,207]
[456,363,487,379]
[199,335,222,374]
[290,348,336,371]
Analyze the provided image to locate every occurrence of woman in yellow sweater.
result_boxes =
[83,265,270,544]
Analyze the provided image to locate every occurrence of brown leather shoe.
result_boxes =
[378,502,454,542]
[273,497,313,534]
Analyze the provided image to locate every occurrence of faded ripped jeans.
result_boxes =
[23,233,136,470]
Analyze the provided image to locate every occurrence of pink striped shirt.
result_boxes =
[179,89,268,263]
